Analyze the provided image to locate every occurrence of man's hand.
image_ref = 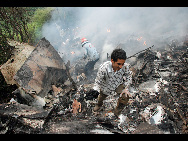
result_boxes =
[120,88,132,98]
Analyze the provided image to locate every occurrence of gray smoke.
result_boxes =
[41,7,188,64]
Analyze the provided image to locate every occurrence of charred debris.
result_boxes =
[0,37,187,134]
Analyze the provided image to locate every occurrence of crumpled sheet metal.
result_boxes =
[0,40,35,84]
[11,38,67,97]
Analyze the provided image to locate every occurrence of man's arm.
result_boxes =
[93,65,106,93]
[123,64,132,89]
[83,48,88,59]
[121,64,133,97]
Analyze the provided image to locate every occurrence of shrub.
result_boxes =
[27,7,54,44]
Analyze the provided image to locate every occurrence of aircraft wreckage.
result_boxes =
[0,37,187,134]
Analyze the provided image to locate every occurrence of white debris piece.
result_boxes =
[10,98,17,103]
[140,104,166,125]
[90,124,113,134]
[32,95,46,108]
[90,129,113,134]
[118,114,128,124]
[156,51,161,59]
[159,78,168,85]
[150,105,165,125]
[153,81,161,92]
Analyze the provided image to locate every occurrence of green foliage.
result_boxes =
[0,7,54,103]
[0,7,36,65]
[0,7,31,43]
[27,7,54,44]
[0,7,54,66]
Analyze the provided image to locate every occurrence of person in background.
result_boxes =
[81,38,100,77]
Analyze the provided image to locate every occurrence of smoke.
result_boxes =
[41,7,188,64]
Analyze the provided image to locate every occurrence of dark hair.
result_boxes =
[111,48,127,62]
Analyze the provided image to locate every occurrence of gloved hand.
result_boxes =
[85,89,99,100]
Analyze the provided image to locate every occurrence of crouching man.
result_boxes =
[92,48,133,117]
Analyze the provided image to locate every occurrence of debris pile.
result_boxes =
[0,37,187,134]
[124,40,188,134]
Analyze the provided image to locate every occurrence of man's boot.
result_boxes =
[114,94,129,117]
[93,93,107,112]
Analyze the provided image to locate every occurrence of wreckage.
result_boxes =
[0,37,187,134]
[0,38,75,107]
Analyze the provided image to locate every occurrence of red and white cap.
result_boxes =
[81,37,89,47]
[81,37,88,43]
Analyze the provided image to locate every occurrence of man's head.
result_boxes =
[81,37,87,43]
[111,49,127,72]
[81,37,89,47]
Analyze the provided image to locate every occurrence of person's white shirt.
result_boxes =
[93,61,132,95]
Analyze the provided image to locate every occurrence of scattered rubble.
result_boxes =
[0,102,47,134]
[0,37,188,134]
